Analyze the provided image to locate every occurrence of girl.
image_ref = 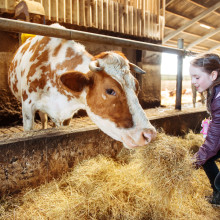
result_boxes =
[190,53,220,205]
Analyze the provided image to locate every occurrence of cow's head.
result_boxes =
[60,51,156,149]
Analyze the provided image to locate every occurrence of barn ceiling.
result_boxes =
[163,0,220,55]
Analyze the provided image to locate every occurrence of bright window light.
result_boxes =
[200,24,211,29]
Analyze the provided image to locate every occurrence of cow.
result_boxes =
[8,24,156,149]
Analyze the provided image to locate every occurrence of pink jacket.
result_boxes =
[196,84,220,167]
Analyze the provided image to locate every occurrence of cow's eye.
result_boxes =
[106,88,116,96]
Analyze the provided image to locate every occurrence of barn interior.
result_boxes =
[0,1,220,219]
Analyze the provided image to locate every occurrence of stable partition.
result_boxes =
[0,0,165,40]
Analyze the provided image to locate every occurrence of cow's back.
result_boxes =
[8,32,92,102]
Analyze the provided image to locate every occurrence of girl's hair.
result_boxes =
[190,53,220,114]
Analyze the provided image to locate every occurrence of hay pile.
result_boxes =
[1,132,220,220]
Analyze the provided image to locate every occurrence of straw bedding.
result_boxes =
[1,131,220,220]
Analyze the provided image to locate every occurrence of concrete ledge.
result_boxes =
[0,108,208,195]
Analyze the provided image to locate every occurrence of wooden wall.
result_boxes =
[0,0,165,41]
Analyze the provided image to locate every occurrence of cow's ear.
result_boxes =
[60,71,92,92]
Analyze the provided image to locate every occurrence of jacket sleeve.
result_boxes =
[195,95,220,167]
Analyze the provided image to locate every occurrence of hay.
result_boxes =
[1,132,220,220]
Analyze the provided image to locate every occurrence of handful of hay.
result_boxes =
[1,132,219,220]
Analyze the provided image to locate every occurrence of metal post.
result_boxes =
[175,38,184,110]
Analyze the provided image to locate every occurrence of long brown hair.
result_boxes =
[190,53,220,114]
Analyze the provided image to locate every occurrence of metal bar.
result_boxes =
[175,38,184,110]
[0,17,184,55]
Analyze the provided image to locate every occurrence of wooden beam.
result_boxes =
[163,1,220,43]
[165,25,220,45]
[165,9,216,30]
[187,0,220,17]
[165,0,176,8]
[207,44,220,53]
[186,27,220,49]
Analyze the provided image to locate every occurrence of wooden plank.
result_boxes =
[129,6,133,35]
[146,10,150,38]
[65,0,71,23]
[109,0,114,31]
[51,0,58,21]
[103,0,108,30]
[114,1,119,32]
[160,16,164,40]
[79,0,85,26]
[119,3,123,33]
[137,8,141,36]
[72,0,79,25]
[58,0,64,23]
[133,6,137,36]
[86,0,92,27]
[141,0,145,36]
[70,0,73,23]
[124,0,128,34]
[42,0,51,20]
[92,0,97,28]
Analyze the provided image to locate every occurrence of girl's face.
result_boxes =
[189,64,215,93]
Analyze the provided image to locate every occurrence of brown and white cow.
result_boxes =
[8,24,156,149]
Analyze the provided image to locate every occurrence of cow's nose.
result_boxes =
[142,128,157,144]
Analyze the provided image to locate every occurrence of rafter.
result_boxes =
[166,9,216,29]
[207,44,220,53]
[187,0,220,17]
[165,26,220,45]
[163,1,220,43]
[186,27,220,49]
[165,0,176,7]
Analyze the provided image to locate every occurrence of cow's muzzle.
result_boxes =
[122,128,157,149]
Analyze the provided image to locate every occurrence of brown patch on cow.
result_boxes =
[8,60,17,76]
[29,100,32,104]
[52,43,62,57]
[28,50,49,80]
[29,37,50,62]
[20,41,31,55]
[29,75,47,93]
[56,53,83,71]
[22,90,28,101]
[10,69,19,95]
[66,47,75,58]
[29,39,39,53]
[86,71,133,128]
[21,69,25,77]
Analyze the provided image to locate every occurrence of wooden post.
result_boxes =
[175,38,184,110]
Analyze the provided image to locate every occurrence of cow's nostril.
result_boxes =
[142,129,157,144]
[143,132,151,143]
